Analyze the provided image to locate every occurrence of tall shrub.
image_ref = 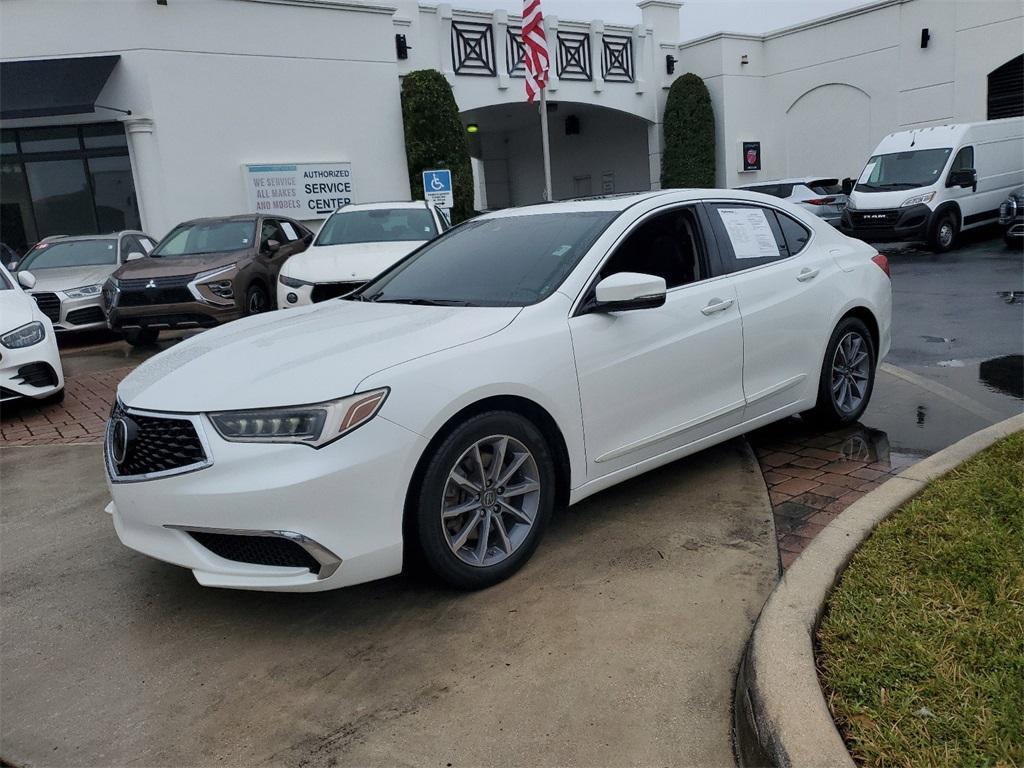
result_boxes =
[400,69,474,222]
[661,73,716,188]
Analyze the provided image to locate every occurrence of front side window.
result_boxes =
[352,211,615,307]
[18,238,117,270]
[856,148,952,193]
[599,207,706,289]
[317,208,437,246]
[260,219,288,249]
[152,220,256,257]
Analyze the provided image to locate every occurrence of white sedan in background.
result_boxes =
[277,201,446,307]
[106,190,890,593]
[0,264,65,405]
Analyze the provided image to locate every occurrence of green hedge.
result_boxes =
[661,73,716,189]
[400,70,474,223]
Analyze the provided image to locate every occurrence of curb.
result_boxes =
[733,413,1024,767]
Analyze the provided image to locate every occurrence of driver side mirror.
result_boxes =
[17,270,36,290]
[947,168,977,189]
[126,251,145,262]
[841,177,854,196]
[265,239,281,254]
[590,272,667,313]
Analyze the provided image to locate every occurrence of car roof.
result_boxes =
[738,177,837,187]
[333,201,430,213]
[37,231,145,242]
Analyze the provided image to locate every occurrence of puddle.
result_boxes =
[921,335,956,343]
[978,354,1024,399]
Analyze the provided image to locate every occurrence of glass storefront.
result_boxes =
[0,122,140,256]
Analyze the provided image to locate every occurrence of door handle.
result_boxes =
[797,267,820,282]
[701,297,735,315]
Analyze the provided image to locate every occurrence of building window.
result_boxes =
[601,35,634,83]
[557,31,592,81]
[506,26,527,77]
[987,54,1023,119]
[0,122,139,255]
[451,20,497,76]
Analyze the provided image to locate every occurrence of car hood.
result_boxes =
[0,290,39,331]
[118,300,521,412]
[24,264,117,292]
[281,241,424,283]
[114,250,247,279]
[849,187,932,209]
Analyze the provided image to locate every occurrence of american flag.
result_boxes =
[522,0,549,103]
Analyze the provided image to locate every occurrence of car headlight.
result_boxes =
[2,321,45,349]
[208,388,389,447]
[63,283,103,299]
[901,191,936,207]
[279,274,313,288]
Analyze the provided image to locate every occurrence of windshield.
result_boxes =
[316,208,437,246]
[856,148,952,192]
[19,239,117,270]
[351,211,615,307]
[152,220,256,256]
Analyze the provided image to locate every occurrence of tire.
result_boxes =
[122,327,159,347]
[929,210,959,253]
[244,284,270,316]
[804,317,877,428]
[412,411,557,590]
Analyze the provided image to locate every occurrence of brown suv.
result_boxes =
[104,215,311,345]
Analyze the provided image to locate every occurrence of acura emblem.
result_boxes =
[145,279,157,289]
[111,417,137,465]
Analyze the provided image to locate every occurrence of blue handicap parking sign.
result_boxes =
[423,169,452,193]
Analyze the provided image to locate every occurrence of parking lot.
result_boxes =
[1,228,1020,766]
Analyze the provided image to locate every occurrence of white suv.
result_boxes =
[737,178,849,226]
[277,202,447,307]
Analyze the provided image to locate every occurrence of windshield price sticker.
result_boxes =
[717,208,780,260]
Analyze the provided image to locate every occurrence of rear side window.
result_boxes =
[774,211,811,255]
[739,184,793,199]
[806,179,842,195]
[704,203,791,271]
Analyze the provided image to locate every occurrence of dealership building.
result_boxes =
[1,0,1021,251]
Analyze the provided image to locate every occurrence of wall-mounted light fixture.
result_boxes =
[666,55,677,75]
[466,123,479,134]
[396,34,410,60]
[156,0,167,5]
[740,54,749,65]
[565,115,580,135]
[920,28,930,48]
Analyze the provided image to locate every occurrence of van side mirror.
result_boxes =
[126,251,145,262]
[841,177,854,196]
[17,270,36,290]
[588,272,667,313]
[947,168,977,190]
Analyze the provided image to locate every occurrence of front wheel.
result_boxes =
[930,211,959,253]
[412,411,556,590]
[244,284,270,315]
[804,317,876,428]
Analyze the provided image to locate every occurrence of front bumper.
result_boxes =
[277,279,364,309]
[106,409,428,591]
[106,299,240,331]
[840,203,933,242]
[29,291,108,332]
[0,332,64,401]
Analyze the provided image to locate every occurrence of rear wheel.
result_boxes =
[412,411,556,590]
[930,211,958,252]
[123,327,159,347]
[805,317,876,428]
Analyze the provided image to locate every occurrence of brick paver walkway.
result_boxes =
[749,417,923,569]
[1,367,133,446]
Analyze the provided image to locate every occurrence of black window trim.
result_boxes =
[699,199,817,276]
[569,201,730,318]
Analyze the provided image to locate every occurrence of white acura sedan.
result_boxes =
[105,190,891,592]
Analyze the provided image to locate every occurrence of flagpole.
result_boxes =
[539,85,553,202]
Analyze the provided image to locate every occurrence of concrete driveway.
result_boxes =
[1,439,776,767]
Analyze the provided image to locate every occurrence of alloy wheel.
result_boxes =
[831,331,871,414]
[938,221,954,248]
[248,290,267,314]
[441,434,541,567]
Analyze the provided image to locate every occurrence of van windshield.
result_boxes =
[855,148,952,192]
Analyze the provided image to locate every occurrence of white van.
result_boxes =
[841,118,1024,251]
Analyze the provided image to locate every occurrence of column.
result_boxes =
[123,117,168,236]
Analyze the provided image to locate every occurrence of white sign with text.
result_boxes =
[244,162,355,219]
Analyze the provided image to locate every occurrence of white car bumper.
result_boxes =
[277,280,365,309]
[106,411,428,591]
[0,330,64,402]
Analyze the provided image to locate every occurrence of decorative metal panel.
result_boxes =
[506,26,526,77]
[451,21,496,76]
[556,31,592,81]
[601,35,634,83]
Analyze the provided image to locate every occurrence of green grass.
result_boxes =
[817,431,1024,768]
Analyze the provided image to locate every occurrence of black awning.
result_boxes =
[1,55,121,120]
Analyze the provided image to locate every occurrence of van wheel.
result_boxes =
[804,317,876,428]
[123,328,159,347]
[930,212,958,252]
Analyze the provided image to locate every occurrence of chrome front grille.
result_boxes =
[106,402,211,482]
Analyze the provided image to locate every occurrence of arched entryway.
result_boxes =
[460,101,653,209]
